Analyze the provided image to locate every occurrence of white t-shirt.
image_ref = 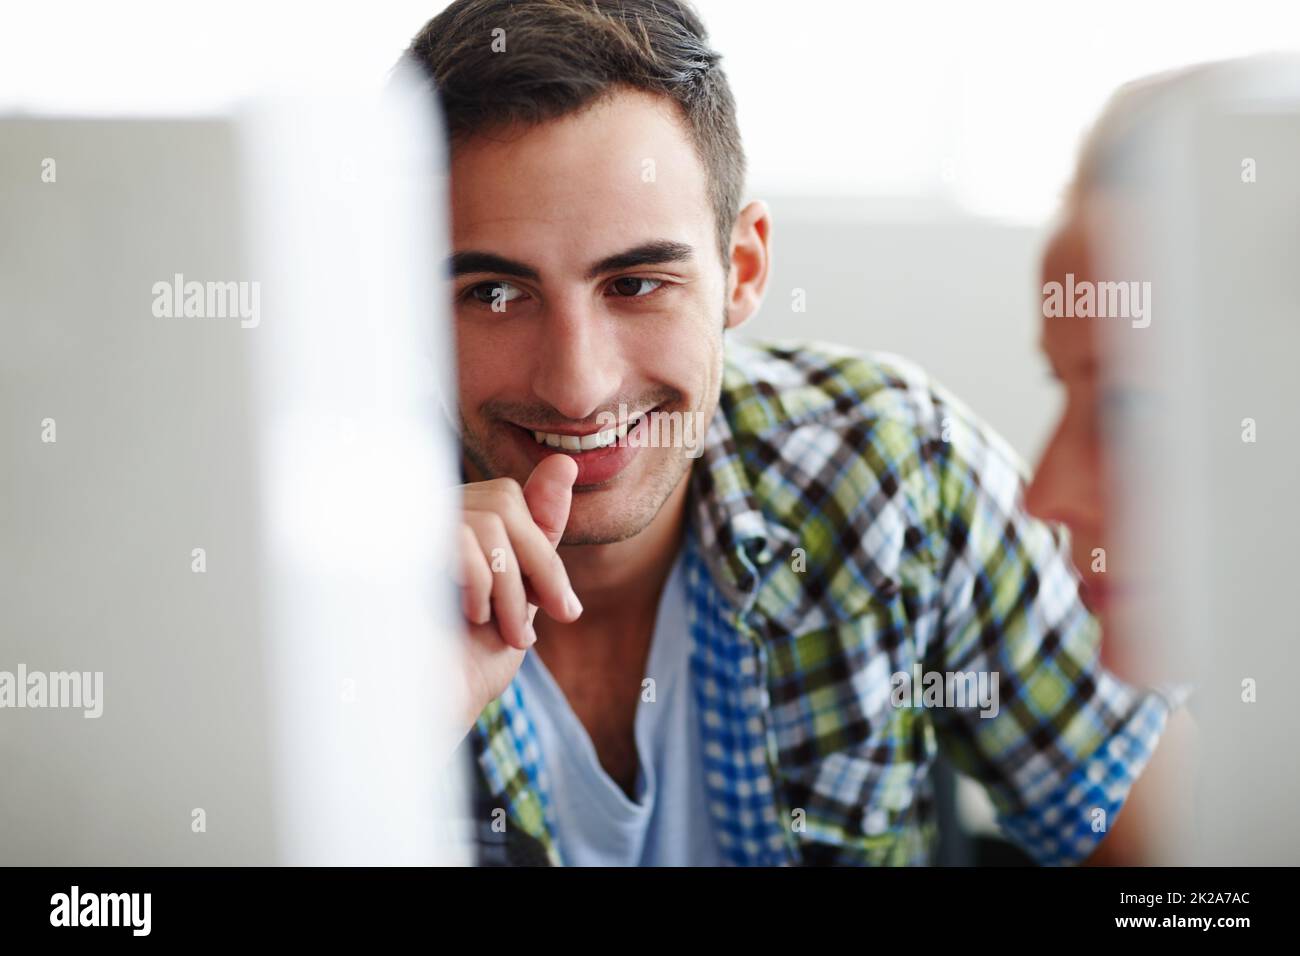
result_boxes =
[515,550,725,866]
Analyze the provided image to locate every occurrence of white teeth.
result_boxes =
[529,413,646,453]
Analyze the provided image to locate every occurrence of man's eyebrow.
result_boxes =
[585,240,694,280]
[447,251,540,281]
[447,240,694,283]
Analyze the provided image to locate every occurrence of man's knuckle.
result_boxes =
[480,510,506,537]
[487,477,523,501]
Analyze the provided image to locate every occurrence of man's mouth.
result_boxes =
[505,407,659,487]
[522,408,653,453]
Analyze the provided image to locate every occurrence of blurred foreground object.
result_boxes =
[0,63,471,864]
[1090,55,1300,865]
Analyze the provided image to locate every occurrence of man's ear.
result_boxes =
[724,199,771,332]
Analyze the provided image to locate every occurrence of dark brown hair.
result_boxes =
[404,0,746,267]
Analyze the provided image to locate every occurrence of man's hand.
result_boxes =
[453,454,583,738]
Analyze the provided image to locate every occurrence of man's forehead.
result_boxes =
[447,88,712,241]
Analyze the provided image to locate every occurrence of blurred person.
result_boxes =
[1026,67,1211,865]
[408,0,1189,866]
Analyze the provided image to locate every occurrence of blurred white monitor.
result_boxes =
[1100,56,1300,865]
[0,68,471,864]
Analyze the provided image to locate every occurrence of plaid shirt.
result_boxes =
[457,339,1182,866]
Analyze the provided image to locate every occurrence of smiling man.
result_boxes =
[404,0,1183,866]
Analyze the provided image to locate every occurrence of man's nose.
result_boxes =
[1024,424,1100,532]
[529,297,625,422]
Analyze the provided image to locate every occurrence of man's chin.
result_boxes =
[561,461,692,546]
[560,492,655,546]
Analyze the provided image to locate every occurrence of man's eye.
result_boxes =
[467,281,524,306]
[608,277,663,298]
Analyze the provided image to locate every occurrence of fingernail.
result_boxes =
[565,591,583,619]
[524,624,538,647]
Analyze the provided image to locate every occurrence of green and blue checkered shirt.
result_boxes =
[459,340,1181,866]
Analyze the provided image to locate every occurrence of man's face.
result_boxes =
[1027,216,1108,613]
[1028,198,1163,668]
[1028,206,1152,636]
[448,88,731,545]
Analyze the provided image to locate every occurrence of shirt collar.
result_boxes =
[687,391,802,622]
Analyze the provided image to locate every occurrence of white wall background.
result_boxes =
[736,198,1052,462]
